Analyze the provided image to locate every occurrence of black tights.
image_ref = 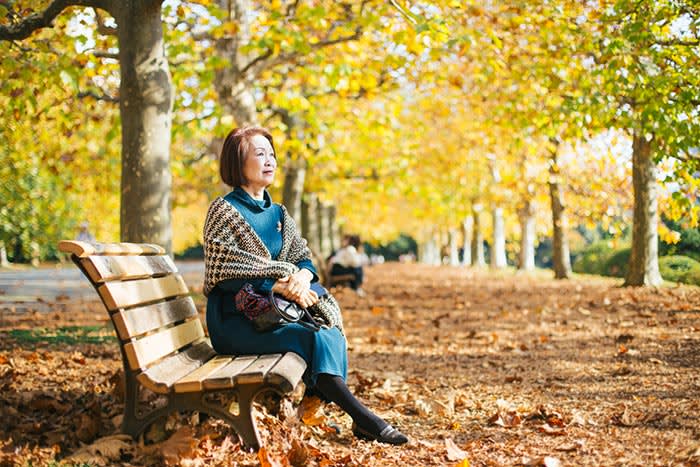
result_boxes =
[315,374,387,433]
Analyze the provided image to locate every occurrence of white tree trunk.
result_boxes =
[491,206,507,268]
[518,200,536,271]
[548,140,572,279]
[461,216,473,266]
[471,205,486,266]
[448,229,460,266]
[625,130,662,286]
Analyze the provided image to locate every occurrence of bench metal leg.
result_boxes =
[120,368,278,452]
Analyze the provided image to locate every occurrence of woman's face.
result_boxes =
[242,134,276,189]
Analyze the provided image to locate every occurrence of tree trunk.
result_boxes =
[328,205,340,253]
[518,200,536,271]
[548,140,571,279]
[448,229,460,266]
[461,216,473,266]
[418,230,440,265]
[471,205,486,266]
[214,0,258,126]
[625,131,662,286]
[280,111,307,221]
[491,206,507,268]
[0,242,8,267]
[282,162,306,221]
[319,202,333,259]
[301,193,321,255]
[115,0,173,252]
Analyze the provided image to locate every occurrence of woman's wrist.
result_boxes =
[296,268,313,282]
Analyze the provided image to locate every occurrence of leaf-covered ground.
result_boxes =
[1,263,699,466]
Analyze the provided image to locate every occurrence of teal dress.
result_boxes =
[206,188,347,386]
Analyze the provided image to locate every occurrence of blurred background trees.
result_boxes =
[1,0,698,286]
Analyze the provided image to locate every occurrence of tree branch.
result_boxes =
[94,8,118,36]
[655,38,700,47]
[0,0,105,41]
[77,89,119,102]
[93,50,119,59]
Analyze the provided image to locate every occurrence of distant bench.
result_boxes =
[58,240,306,451]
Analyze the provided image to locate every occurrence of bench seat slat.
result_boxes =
[235,354,283,386]
[124,319,205,370]
[82,255,178,283]
[136,342,217,394]
[264,352,307,393]
[173,355,236,393]
[202,355,259,391]
[112,297,198,340]
[98,274,189,310]
[58,240,165,258]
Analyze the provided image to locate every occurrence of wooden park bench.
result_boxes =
[58,240,306,451]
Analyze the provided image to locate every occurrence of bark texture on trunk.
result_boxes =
[625,131,662,286]
[328,205,339,253]
[548,142,571,279]
[518,200,536,271]
[461,216,473,266]
[491,206,507,268]
[318,202,333,259]
[301,193,320,255]
[282,162,306,222]
[115,0,173,252]
[471,206,486,266]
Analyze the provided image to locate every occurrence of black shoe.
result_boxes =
[352,423,409,445]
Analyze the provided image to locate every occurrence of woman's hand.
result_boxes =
[272,270,318,308]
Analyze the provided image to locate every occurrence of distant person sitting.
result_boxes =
[329,235,367,296]
[76,222,95,242]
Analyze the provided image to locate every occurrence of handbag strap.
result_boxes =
[268,290,323,331]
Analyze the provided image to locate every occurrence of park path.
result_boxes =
[0,261,204,312]
[1,263,699,466]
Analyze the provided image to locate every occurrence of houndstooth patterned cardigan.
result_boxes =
[203,197,343,331]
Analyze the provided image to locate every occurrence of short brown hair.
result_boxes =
[219,126,275,187]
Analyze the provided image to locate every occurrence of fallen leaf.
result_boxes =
[159,426,198,466]
[488,410,522,428]
[556,440,585,452]
[522,455,562,467]
[539,423,566,436]
[300,396,326,426]
[445,438,467,461]
[76,411,101,443]
[287,438,309,467]
[65,434,132,465]
[259,446,286,467]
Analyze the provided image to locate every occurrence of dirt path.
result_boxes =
[1,263,699,466]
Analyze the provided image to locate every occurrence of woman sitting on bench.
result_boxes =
[329,234,368,296]
[202,126,407,445]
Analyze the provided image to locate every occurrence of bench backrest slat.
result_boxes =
[58,240,165,258]
[98,274,189,311]
[112,296,198,340]
[123,318,205,370]
[136,342,217,393]
[81,255,177,283]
